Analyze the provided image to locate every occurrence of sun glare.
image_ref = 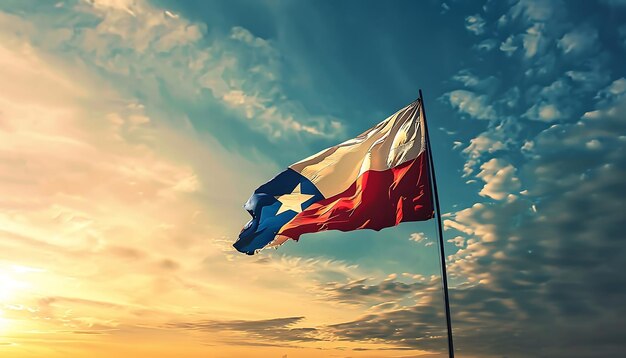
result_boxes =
[0,274,21,302]
[0,266,37,302]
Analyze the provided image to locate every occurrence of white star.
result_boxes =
[275,183,315,215]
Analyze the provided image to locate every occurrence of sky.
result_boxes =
[0,0,625,357]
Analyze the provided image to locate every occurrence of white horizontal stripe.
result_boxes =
[290,101,426,198]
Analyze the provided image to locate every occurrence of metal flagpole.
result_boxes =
[419,89,455,357]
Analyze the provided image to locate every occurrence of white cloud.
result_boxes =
[474,39,498,51]
[597,77,626,100]
[81,0,205,54]
[445,203,499,246]
[566,70,602,83]
[164,10,179,19]
[447,236,465,247]
[609,78,626,95]
[497,15,508,28]
[522,23,545,58]
[452,70,482,87]
[409,232,427,243]
[230,26,274,49]
[502,86,521,108]
[452,69,499,92]
[521,140,535,153]
[509,0,555,22]
[558,27,599,56]
[565,65,610,92]
[539,104,561,120]
[585,139,602,150]
[524,79,573,122]
[462,132,506,176]
[540,78,570,98]
[465,14,486,35]
[443,90,497,120]
[476,158,521,200]
[525,103,563,122]
[499,35,518,56]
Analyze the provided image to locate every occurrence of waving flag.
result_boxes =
[234,100,434,255]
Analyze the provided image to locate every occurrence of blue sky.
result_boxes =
[0,0,625,357]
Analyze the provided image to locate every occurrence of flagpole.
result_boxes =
[419,89,455,358]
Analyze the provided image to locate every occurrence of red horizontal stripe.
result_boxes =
[278,151,433,240]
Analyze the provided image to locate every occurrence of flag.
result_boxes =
[234,100,434,255]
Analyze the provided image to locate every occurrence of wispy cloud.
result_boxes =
[442,90,497,120]
[167,316,321,346]
[2,0,343,143]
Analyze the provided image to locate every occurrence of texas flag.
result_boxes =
[234,100,434,255]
